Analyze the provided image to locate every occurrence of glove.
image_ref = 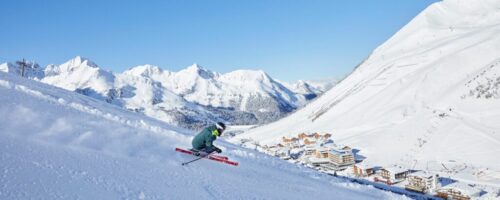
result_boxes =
[214,147,222,153]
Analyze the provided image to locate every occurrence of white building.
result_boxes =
[405,171,438,194]
[276,147,291,160]
[303,145,317,157]
[436,182,482,200]
[327,148,355,170]
[353,162,376,177]
[378,166,409,184]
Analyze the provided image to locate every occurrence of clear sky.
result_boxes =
[0,0,437,82]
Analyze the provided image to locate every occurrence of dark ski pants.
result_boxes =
[192,145,216,154]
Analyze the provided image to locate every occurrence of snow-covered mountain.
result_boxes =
[43,56,115,98]
[2,56,332,129]
[123,63,309,124]
[0,71,405,199]
[40,57,215,129]
[281,79,337,100]
[234,0,500,187]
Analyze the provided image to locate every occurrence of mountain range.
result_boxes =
[1,57,335,129]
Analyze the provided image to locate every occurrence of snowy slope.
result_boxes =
[1,56,331,129]
[0,72,405,200]
[234,0,500,186]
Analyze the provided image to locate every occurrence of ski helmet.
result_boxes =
[216,122,226,133]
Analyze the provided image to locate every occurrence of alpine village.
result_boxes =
[243,132,483,200]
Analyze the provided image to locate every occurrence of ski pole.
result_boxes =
[182,152,215,166]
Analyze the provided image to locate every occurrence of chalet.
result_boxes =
[298,133,308,140]
[340,145,352,151]
[304,138,318,145]
[282,136,293,144]
[435,182,481,200]
[379,166,409,184]
[276,148,291,160]
[314,148,329,159]
[265,145,279,156]
[309,133,321,139]
[320,133,332,141]
[297,132,331,145]
[282,136,300,148]
[327,148,355,169]
[353,163,375,177]
[303,145,317,156]
[307,147,336,170]
[290,138,301,148]
[405,171,438,194]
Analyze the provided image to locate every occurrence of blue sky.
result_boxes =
[0,0,437,82]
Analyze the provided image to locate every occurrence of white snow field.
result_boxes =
[0,72,407,199]
[234,0,500,188]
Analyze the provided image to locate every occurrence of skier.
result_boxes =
[191,122,226,156]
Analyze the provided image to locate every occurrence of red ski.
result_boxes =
[175,148,239,166]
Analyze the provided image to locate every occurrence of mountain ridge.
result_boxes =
[1,56,336,129]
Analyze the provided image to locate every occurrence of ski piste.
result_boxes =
[175,148,239,166]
